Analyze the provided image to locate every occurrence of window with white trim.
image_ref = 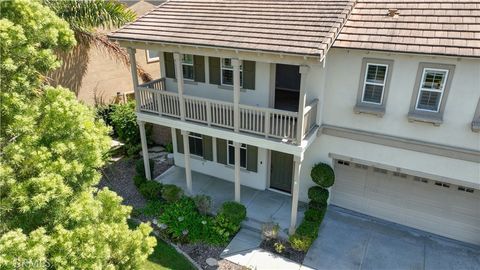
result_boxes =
[188,132,203,157]
[182,54,194,80]
[362,63,388,104]
[221,58,243,86]
[146,50,159,62]
[227,141,247,168]
[415,68,449,112]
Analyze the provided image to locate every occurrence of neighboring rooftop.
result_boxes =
[110,0,480,59]
[109,0,356,58]
[333,0,480,58]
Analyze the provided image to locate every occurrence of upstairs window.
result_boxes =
[188,132,203,157]
[408,63,455,125]
[227,141,247,168]
[182,54,194,80]
[415,69,448,112]
[146,50,159,62]
[221,58,243,86]
[362,63,388,104]
[354,58,393,116]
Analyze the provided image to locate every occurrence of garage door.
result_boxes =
[331,159,480,245]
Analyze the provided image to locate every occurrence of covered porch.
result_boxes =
[156,166,306,236]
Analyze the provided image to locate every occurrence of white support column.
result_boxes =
[296,65,310,144]
[181,130,193,194]
[232,58,241,132]
[127,47,141,112]
[289,154,303,235]
[138,120,151,180]
[234,142,241,202]
[159,51,166,78]
[174,53,186,120]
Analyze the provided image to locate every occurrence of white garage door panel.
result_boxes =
[331,161,480,245]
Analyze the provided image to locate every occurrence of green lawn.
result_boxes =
[128,219,195,270]
[141,237,196,270]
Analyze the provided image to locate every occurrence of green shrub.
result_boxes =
[304,207,327,223]
[138,181,163,201]
[126,144,142,157]
[165,142,174,153]
[274,242,285,254]
[310,163,335,188]
[95,104,115,128]
[308,200,327,210]
[161,184,184,203]
[158,197,225,245]
[133,175,147,188]
[193,195,212,215]
[289,234,314,252]
[289,220,320,252]
[135,158,155,178]
[218,201,247,225]
[213,213,240,242]
[141,200,164,217]
[308,186,329,203]
[110,101,139,144]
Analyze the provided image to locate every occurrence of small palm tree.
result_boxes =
[45,0,152,83]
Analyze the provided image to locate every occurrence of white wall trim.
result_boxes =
[320,124,480,163]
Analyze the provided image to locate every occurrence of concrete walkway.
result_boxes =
[221,228,303,270]
[303,207,480,270]
[156,166,306,235]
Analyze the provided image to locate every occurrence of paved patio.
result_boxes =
[303,206,480,270]
[155,166,306,235]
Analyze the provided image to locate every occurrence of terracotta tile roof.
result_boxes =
[109,0,356,58]
[333,0,480,58]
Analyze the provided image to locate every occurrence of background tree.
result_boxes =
[0,1,155,269]
[44,0,152,95]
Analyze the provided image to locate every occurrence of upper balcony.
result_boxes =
[136,78,319,145]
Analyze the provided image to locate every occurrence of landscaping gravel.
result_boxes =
[178,244,244,270]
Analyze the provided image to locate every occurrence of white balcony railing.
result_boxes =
[137,79,318,143]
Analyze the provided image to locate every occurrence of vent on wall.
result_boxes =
[337,160,350,166]
[355,163,368,170]
[458,186,475,193]
[435,181,450,188]
[393,172,407,178]
[373,168,388,174]
[413,176,429,183]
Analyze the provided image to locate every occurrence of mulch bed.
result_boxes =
[260,238,306,264]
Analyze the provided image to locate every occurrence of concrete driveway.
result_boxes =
[303,207,480,270]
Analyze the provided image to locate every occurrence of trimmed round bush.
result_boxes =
[308,186,329,203]
[138,181,163,201]
[218,201,247,225]
[310,163,335,188]
[135,158,155,178]
[304,207,327,223]
[296,221,319,238]
[161,184,184,203]
[308,200,327,211]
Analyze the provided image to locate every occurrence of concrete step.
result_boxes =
[242,216,264,233]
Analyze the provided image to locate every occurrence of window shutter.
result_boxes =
[202,135,213,161]
[175,129,184,153]
[243,60,256,90]
[164,52,176,79]
[209,57,221,85]
[194,55,205,83]
[246,145,258,172]
[216,138,227,165]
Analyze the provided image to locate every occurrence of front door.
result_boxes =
[270,151,294,193]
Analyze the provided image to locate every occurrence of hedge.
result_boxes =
[310,163,335,188]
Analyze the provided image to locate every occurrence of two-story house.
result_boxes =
[108,0,480,245]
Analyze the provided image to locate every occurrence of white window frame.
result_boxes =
[221,58,243,87]
[415,68,449,113]
[188,132,203,157]
[181,54,194,81]
[227,141,247,169]
[146,50,159,63]
[361,63,389,105]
